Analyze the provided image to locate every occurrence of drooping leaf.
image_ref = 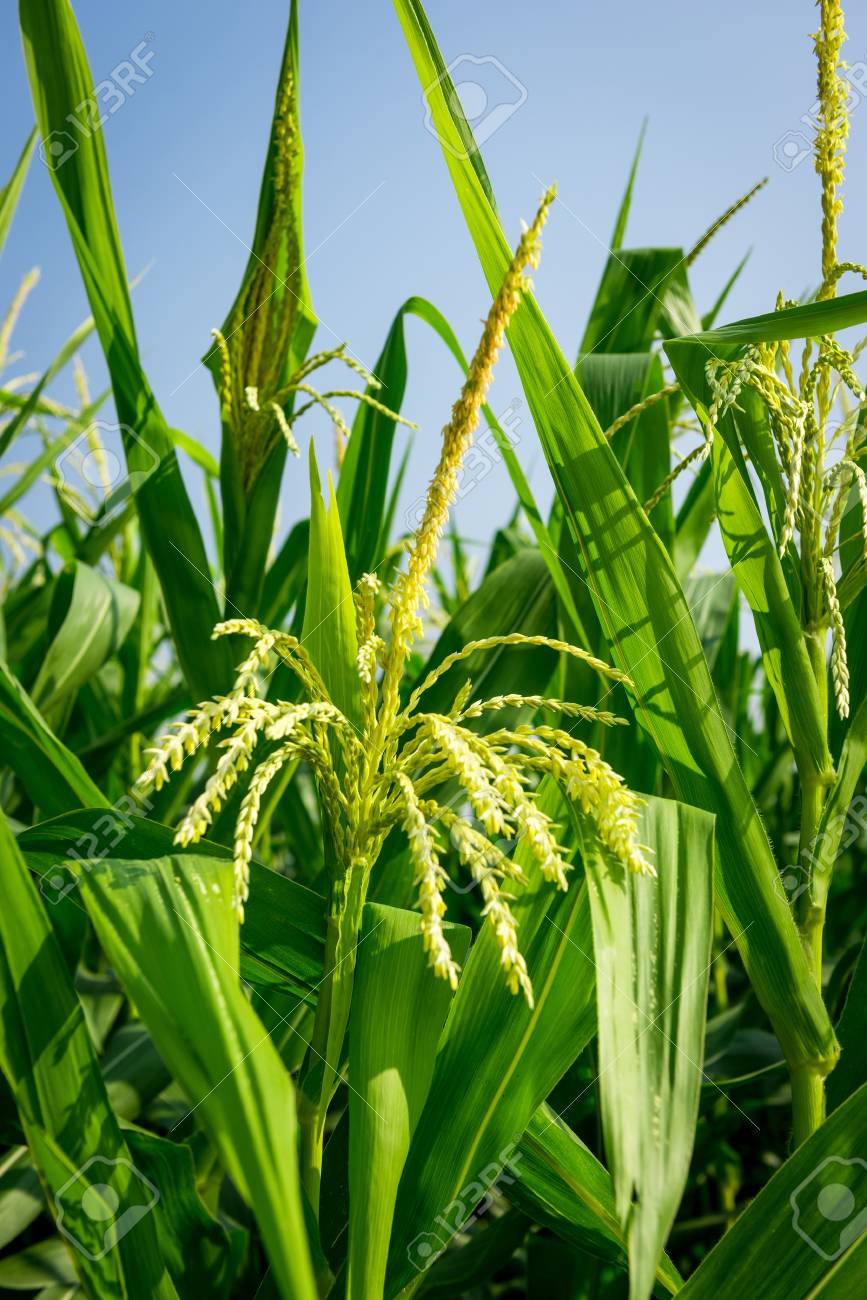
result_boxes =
[0,660,107,814]
[31,562,139,729]
[75,853,318,1300]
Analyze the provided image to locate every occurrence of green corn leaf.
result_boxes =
[346,902,470,1300]
[212,0,315,616]
[683,571,737,671]
[337,307,410,580]
[678,1079,867,1298]
[31,562,139,729]
[0,660,107,814]
[510,1105,682,1294]
[583,796,714,1300]
[17,810,327,1006]
[673,458,715,582]
[576,352,675,553]
[75,852,318,1300]
[19,0,232,700]
[0,127,36,257]
[0,815,177,1297]
[609,120,646,253]
[302,444,361,730]
[391,0,836,1077]
[580,248,686,356]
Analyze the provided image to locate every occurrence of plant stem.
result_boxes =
[298,861,368,1214]
[791,1066,825,1147]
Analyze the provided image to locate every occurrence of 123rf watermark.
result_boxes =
[404,399,523,531]
[39,36,155,171]
[773,56,867,171]
[39,788,154,905]
[55,1156,159,1262]
[406,1142,522,1273]
[423,55,527,158]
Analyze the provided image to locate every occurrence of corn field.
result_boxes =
[0,0,866,1296]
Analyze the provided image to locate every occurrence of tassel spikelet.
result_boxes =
[138,190,654,1003]
[208,63,414,487]
[693,1,866,726]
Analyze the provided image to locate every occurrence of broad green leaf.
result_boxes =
[510,1105,681,1294]
[0,661,107,814]
[31,562,139,728]
[75,853,318,1300]
[673,458,715,582]
[576,352,675,553]
[392,0,836,1076]
[385,782,598,1297]
[346,902,469,1300]
[302,444,361,730]
[581,248,683,356]
[0,128,36,257]
[123,1129,236,1298]
[684,571,737,671]
[19,0,232,700]
[17,810,327,1007]
[678,1079,867,1298]
[583,796,714,1300]
[0,815,176,1297]
[417,547,558,716]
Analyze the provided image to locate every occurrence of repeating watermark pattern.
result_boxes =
[406,1142,522,1273]
[55,422,160,526]
[40,788,154,905]
[776,790,867,909]
[423,55,527,158]
[773,57,867,171]
[404,399,523,531]
[790,1155,867,1261]
[55,1156,159,1261]
[39,37,156,170]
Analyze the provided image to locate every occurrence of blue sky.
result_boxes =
[3,0,867,577]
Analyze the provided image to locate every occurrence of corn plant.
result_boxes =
[0,0,864,1298]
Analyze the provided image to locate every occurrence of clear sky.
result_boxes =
[3,0,867,579]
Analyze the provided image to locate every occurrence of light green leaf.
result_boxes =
[302,444,361,730]
[583,796,714,1300]
[347,902,470,1300]
[76,853,318,1300]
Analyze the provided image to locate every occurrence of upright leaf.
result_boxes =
[584,797,714,1300]
[19,0,232,699]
